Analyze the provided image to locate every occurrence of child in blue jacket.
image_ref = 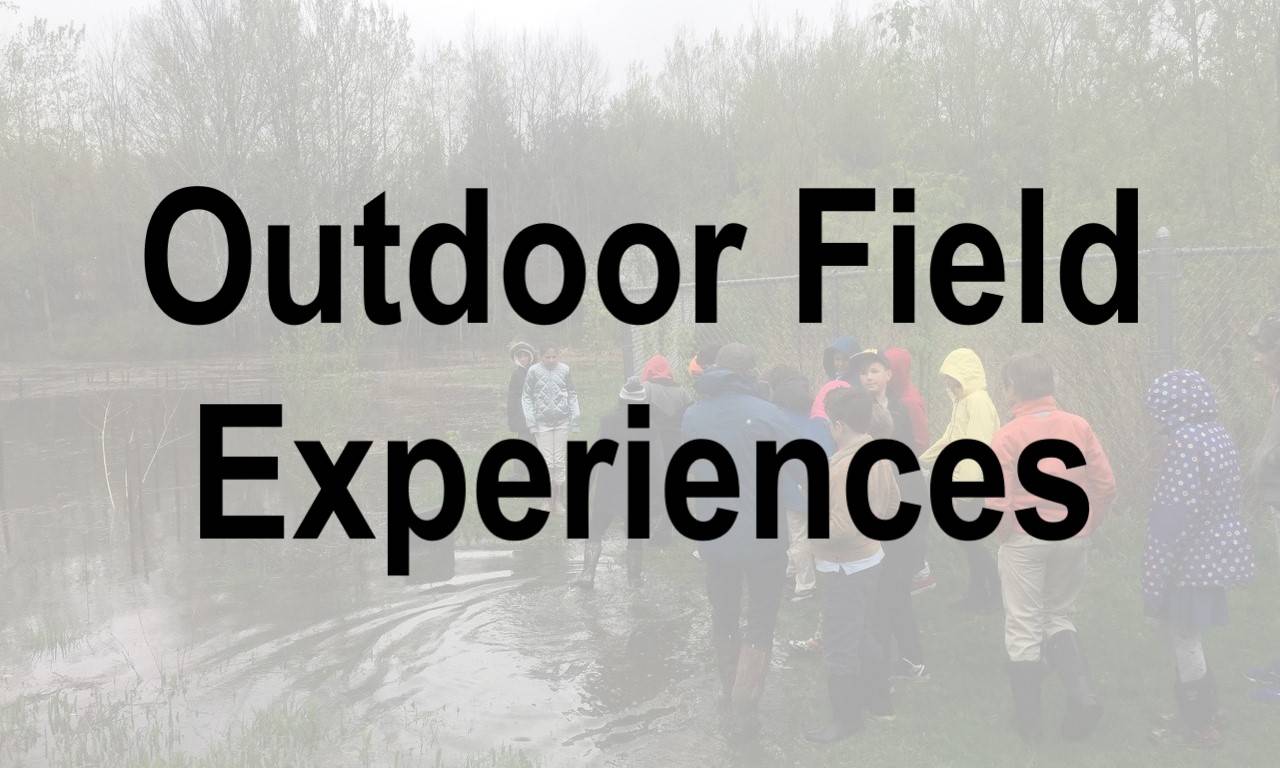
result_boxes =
[1144,370,1254,748]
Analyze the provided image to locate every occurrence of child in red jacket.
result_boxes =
[986,352,1116,743]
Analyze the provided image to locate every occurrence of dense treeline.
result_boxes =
[1,0,1277,360]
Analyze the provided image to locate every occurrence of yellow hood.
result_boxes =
[939,348,988,397]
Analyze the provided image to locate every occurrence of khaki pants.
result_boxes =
[786,508,816,594]
[533,427,569,484]
[997,533,1089,663]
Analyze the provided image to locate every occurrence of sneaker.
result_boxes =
[1244,664,1280,686]
[910,573,937,596]
[788,636,823,655]
[1156,711,1227,730]
[1250,686,1280,703]
[890,657,930,682]
[1149,724,1224,749]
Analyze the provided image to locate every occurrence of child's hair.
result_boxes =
[1004,352,1055,400]
[764,365,811,412]
[539,344,561,355]
[695,342,723,368]
[824,387,873,433]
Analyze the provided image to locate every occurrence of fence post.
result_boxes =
[831,273,843,338]
[618,270,642,379]
[0,426,9,556]
[1152,226,1178,374]
[620,322,637,379]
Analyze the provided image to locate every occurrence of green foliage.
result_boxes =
[3,0,1279,360]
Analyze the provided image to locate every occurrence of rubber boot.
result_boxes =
[805,673,863,744]
[1044,630,1103,740]
[626,543,644,588]
[1007,660,1045,743]
[1162,675,1218,747]
[713,633,740,724]
[728,644,770,742]
[575,540,603,589]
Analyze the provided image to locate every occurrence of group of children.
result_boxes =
[500,307,1280,751]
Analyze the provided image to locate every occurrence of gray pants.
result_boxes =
[786,508,816,594]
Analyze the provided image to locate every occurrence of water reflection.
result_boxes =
[0,379,751,767]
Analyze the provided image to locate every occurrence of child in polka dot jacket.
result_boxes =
[1144,369,1255,748]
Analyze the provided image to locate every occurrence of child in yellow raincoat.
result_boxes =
[921,348,1003,612]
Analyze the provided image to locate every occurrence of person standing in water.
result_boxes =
[640,355,691,547]
[577,377,651,589]
[506,341,536,441]
[522,345,581,513]
[681,343,799,744]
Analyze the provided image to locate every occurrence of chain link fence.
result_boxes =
[622,245,1280,507]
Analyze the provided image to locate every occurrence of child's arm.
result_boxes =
[921,402,968,467]
[1143,435,1192,613]
[826,459,858,545]
[521,369,537,431]
[985,427,1018,521]
[507,371,525,433]
[825,454,902,544]
[870,459,903,521]
[566,370,581,430]
[1081,422,1118,512]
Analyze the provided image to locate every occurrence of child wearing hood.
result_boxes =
[687,342,724,380]
[1143,370,1254,748]
[506,341,536,440]
[884,347,929,450]
[884,347,936,596]
[810,336,860,420]
[920,348,1003,611]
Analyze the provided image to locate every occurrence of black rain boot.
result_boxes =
[626,543,644,588]
[575,540,603,588]
[1007,660,1045,743]
[805,673,864,744]
[1044,630,1103,740]
[1154,672,1223,749]
[714,632,740,725]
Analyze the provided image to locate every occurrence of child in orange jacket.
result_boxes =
[986,352,1116,743]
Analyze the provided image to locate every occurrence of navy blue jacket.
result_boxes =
[680,369,803,562]
[1143,370,1255,615]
